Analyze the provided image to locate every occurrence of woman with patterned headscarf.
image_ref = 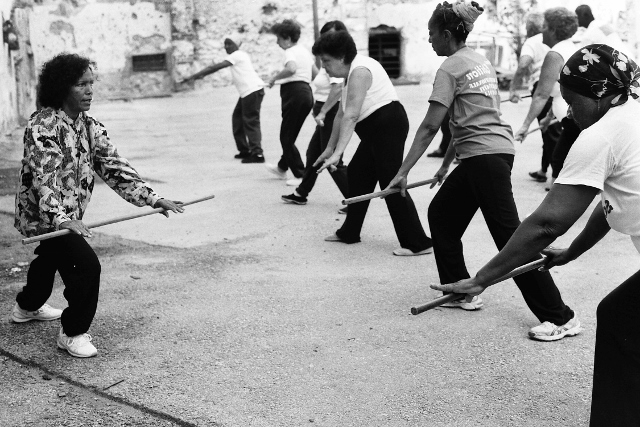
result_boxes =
[386,0,578,341]
[433,44,640,425]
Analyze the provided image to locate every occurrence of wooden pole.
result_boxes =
[342,178,438,205]
[410,258,547,315]
[22,194,216,245]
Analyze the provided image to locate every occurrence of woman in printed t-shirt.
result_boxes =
[266,19,315,181]
[386,0,579,341]
[313,30,433,256]
[433,44,640,426]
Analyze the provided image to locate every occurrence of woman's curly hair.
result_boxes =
[270,19,302,43]
[37,53,93,109]
[430,1,484,42]
[544,7,578,42]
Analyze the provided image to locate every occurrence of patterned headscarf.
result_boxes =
[559,44,640,107]
[451,1,483,32]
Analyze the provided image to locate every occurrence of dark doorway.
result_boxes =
[368,25,401,78]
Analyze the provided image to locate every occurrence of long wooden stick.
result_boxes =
[500,94,531,103]
[524,119,559,136]
[22,194,216,245]
[342,178,438,205]
[410,257,547,315]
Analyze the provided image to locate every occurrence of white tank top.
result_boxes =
[341,54,399,122]
[549,39,580,120]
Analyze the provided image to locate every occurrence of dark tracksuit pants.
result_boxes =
[550,117,581,178]
[232,88,264,156]
[278,82,313,178]
[427,153,574,325]
[336,101,432,252]
[16,233,101,336]
[296,101,348,199]
[590,268,640,426]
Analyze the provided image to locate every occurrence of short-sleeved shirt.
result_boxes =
[312,67,343,103]
[277,44,313,85]
[225,50,265,98]
[520,33,549,86]
[549,39,580,120]
[341,54,399,122]
[429,47,515,159]
[555,100,640,253]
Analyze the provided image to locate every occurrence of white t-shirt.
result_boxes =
[277,44,313,84]
[341,54,399,122]
[225,50,265,98]
[520,33,549,86]
[549,39,580,120]
[312,68,343,103]
[555,101,640,253]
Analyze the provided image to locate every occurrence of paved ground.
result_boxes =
[0,85,637,426]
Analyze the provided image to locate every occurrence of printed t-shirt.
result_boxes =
[341,54,398,122]
[277,44,313,84]
[555,100,640,253]
[225,50,265,98]
[429,47,515,159]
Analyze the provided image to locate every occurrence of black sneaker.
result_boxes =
[426,148,445,158]
[241,154,265,163]
[234,152,250,159]
[281,193,307,205]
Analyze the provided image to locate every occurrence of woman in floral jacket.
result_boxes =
[12,53,183,358]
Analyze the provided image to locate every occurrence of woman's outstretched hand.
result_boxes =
[154,199,185,218]
[430,276,487,302]
[384,174,408,197]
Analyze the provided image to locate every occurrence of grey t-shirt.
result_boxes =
[429,47,515,159]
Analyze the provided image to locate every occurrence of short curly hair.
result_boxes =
[544,7,578,42]
[37,53,93,109]
[270,19,302,43]
[312,30,357,64]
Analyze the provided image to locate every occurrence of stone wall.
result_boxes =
[0,0,18,134]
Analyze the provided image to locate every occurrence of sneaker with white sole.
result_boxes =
[286,178,302,186]
[11,303,62,323]
[393,247,433,256]
[265,164,287,179]
[528,315,582,342]
[57,327,97,358]
[440,294,483,310]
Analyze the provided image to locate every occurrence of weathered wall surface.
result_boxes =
[29,0,173,99]
[0,0,18,134]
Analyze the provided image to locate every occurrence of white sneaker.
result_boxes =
[265,164,287,179]
[57,327,98,358]
[440,294,483,310]
[11,303,62,323]
[529,314,582,342]
[286,178,302,186]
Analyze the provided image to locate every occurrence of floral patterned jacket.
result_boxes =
[15,108,160,237]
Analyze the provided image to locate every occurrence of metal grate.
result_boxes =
[131,53,167,72]
[368,28,401,78]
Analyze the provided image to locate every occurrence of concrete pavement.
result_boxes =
[0,85,637,426]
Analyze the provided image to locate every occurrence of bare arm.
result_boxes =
[509,55,534,102]
[183,61,232,82]
[514,52,564,142]
[314,82,343,126]
[268,61,297,87]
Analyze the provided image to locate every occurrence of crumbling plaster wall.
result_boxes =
[29,0,173,99]
[0,0,18,134]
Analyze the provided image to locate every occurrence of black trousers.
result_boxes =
[428,154,573,324]
[531,82,562,174]
[590,268,640,426]
[550,117,581,178]
[296,101,348,198]
[232,89,264,156]
[277,82,313,178]
[336,101,432,252]
[16,234,101,336]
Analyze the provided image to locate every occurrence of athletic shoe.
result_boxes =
[324,233,344,242]
[241,154,265,163]
[393,247,433,256]
[265,164,287,179]
[11,303,62,323]
[427,148,445,158]
[57,327,98,358]
[286,178,302,186]
[234,152,250,159]
[441,294,483,310]
[528,315,582,342]
[528,171,547,182]
[281,193,307,205]
[338,206,348,215]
